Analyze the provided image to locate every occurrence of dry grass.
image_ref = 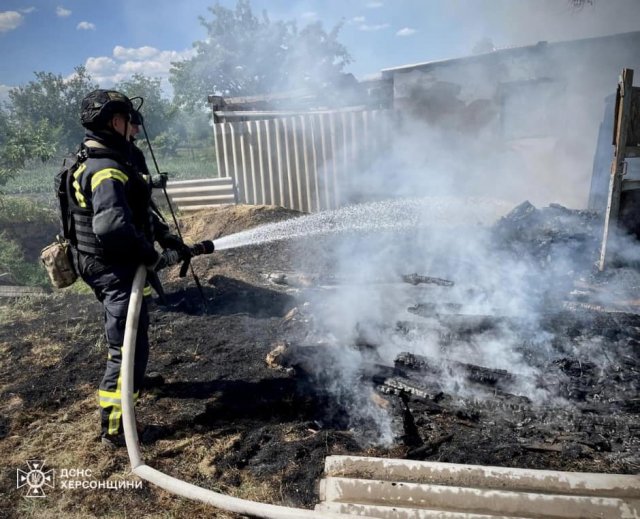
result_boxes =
[1,386,249,518]
[0,299,254,518]
[0,297,42,326]
[27,335,65,368]
[0,205,321,518]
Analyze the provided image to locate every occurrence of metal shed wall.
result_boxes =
[213,109,393,213]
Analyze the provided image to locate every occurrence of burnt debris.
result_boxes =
[269,295,640,472]
[491,201,600,268]
[257,200,640,473]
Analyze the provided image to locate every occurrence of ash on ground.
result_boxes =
[264,200,639,473]
[1,202,639,518]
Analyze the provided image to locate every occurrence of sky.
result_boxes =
[1,0,640,102]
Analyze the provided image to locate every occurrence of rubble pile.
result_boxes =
[491,201,601,268]
[265,201,639,474]
[270,304,640,473]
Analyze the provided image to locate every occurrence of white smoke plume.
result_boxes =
[209,1,640,446]
[275,5,640,445]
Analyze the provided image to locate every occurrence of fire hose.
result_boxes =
[121,265,363,518]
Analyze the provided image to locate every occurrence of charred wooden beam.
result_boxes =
[396,316,507,340]
[460,363,515,387]
[407,303,463,318]
[406,433,454,460]
[394,352,439,373]
[317,273,454,287]
[401,273,454,287]
[395,352,515,388]
[378,377,440,401]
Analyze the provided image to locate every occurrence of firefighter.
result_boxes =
[127,108,181,303]
[74,89,187,447]
[129,109,167,188]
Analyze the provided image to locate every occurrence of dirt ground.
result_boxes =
[0,204,638,518]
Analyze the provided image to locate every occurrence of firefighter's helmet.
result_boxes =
[80,89,133,130]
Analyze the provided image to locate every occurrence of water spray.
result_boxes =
[212,197,510,251]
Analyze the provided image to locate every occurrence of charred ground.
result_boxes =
[0,203,639,518]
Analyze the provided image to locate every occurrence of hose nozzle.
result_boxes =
[189,240,215,257]
[179,240,215,278]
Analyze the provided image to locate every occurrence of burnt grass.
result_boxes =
[0,204,639,518]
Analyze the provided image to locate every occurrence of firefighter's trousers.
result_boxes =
[79,255,150,437]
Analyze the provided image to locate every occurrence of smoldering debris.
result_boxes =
[269,295,640,462]
[394,351,516,388]
[266,271,454,288]
[401,274,455,286]
[491,200,601,268]
[261,200,639,472]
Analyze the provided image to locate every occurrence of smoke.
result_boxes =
[278,18,640,446]
[204,3,640,447]
[289,197,602,445]
[453,0,640,50]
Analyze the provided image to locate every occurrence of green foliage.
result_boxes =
[2,147,218,198]
[169,0,351,110]
[0,66,91,186]
[0,198,56,287]
[0,196,56,224]
[8,66,97,154]
[116,73,212,153]
[0,118,58,187]
[0,156,61,197]
[0,231,48,286]
[64,278,93,294]
[152,146,218,178]
[150,131,182,158]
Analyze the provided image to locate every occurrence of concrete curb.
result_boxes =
[317,456,640,518]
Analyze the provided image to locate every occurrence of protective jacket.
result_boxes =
[71,128,167,439]
[70,129,170,266]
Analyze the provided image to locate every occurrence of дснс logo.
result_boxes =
[17,460,55,498]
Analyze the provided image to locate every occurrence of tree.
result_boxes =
[8,66,97,153]
[169,0,351,110]
[0,117,58,186]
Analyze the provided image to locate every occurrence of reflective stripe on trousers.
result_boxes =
[78,260,150,437]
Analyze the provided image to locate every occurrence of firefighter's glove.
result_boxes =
[155,249,181,271]
[158,234,191,260]
[151,172,169,189]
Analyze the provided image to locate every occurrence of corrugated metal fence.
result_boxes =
[165,177,236,212]
[213,109,394,212]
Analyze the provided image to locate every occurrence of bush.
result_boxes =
[0,196,56,224]
[0,197,57,287]
[0,231,48,286]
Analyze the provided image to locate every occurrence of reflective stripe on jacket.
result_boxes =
[73,139,158,265]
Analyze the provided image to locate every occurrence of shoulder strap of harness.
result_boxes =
[68,142,134,257]
[80,140,131,166]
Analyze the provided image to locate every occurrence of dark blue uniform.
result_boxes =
[72,129,170,438]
